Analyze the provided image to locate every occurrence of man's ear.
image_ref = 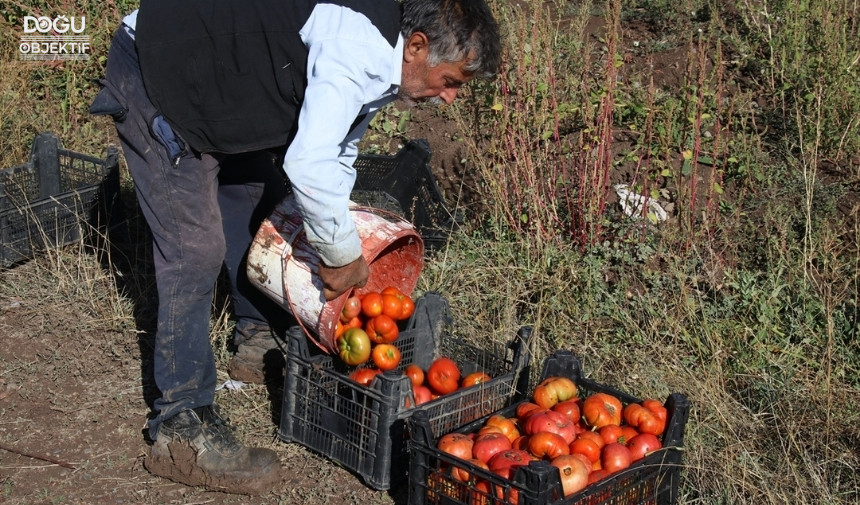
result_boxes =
[403,32,429,63]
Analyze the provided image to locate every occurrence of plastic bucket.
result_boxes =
[247,194,424,354]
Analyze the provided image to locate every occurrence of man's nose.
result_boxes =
[439,88,458,105]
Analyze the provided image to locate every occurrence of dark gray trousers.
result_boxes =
[92,27,290,437]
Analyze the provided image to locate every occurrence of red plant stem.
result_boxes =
[687,34,708,249]
[592,0,620,244]
[708,40,726,230]
[496,57,522,234]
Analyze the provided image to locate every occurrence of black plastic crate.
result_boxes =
[278,291,533,490]
[0,132,120,267]
[352,140,458,251]
[408,351,691,505]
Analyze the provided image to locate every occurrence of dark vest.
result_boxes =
[135,0,401,154]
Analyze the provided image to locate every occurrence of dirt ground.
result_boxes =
[0,266,405,505]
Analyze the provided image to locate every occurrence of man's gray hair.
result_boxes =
[400,0,502,79]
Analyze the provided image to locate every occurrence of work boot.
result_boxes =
[227,321,285,384]
[144,406,282,494]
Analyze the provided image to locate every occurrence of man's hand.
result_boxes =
[318,255,370,301]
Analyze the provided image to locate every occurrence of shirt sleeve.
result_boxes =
[284,6,399,267]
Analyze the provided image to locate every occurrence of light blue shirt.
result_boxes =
[123,5,403,267]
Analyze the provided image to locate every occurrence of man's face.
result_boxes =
[398,32,475,107]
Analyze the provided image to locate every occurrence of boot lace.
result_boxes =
[194,406,243,454]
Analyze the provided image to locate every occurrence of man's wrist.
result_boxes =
[312,232,363,268]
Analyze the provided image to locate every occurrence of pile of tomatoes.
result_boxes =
[433,376,668,503]
[351,352,495,407]
[335,286,415,369]
[338,288,494,405]
[399,358,494,406]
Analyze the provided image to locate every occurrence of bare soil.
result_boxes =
[0,256,407,505]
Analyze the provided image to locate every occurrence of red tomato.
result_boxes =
[349,368,381,387]
[399,296,415,320]
[620,426,639,445]
[493,482,520,505]
[626,433,662,461]
[335,320,346,339]
[527,431,570,460]
[426,470,459,502]
[380,286,402,296]
[484,415,520,443]
[344,315,363,330]
[461,371,492,388]
[598,425,625,445]
[532,376,578,409]
[361,292,384,318]
[472,432,512,464]
[487,451,529,503]
[571,452,595,471]
[478,425,505,437]
[380,286,415,320]
[427,357,461,395]
[550,454,590,497]
[471,479,491,505]
[340,295,362,323]
[337,328,371,366]
[451,458,489,483]
[642,398,668,423]
[600,424,637,445]
[623,403,661,435]
[404,363,424,387]
[523,410,577,444]
[511,435,530,451]
[437,432,474,460]
[365,314,399,344]
[412,385,432,405]
[486,449,530,479]
[371,343,401,371]
[575,430,605,449]
[601,442,632,474]
[569,437,602,464]
[380,293,403,319]
[588,469,609,485]
[552,399,582,424]
[624,401,667,436]
[516,402,544,420]
[582,393,623,428]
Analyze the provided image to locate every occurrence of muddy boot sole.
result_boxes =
[145,407,283,495]
[145,439,282,495]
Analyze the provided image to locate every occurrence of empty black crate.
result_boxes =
[0,132,120,267]
[408,351,691,505]
[352,140,458,251]
[278,292,533,490]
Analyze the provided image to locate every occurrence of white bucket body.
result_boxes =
[247,195,424,353]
